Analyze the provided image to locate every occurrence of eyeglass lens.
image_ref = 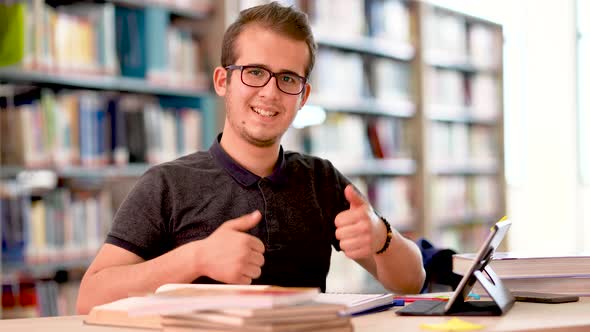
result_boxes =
[241,66,304,94]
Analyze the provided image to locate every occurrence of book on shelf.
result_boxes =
[1,180,113,265]
[0,90,203,168]
[453,252,590,278]
[423,6,468,64]
[308,0,365,39]
[367,0,411,44]
[311,49,367,101]
[0,2,26,67]
[84,283,321,329]
[0,1,207,88]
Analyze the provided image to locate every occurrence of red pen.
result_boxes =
[393,296,449,303]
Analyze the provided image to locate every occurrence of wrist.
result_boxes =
[375,217,392,255]
[185,240,206,278]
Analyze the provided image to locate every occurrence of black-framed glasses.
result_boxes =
[225,65,307,95]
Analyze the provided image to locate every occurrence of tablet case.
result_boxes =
[396,265,514,316]
[397,220,515,316]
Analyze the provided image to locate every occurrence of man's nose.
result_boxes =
[258,76,282,97]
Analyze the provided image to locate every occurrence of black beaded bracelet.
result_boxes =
[376,217,392,255]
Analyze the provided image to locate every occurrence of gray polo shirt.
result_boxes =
[106,134,352,291]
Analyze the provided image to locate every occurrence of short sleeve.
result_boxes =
[105,166,171,260]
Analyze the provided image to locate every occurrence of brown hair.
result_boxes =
[221,1,317,78]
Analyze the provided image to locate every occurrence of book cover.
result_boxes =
[0,2,26,67]
[161,302,345,327]
[469,275,590,297]
[115,6,147,78]
[213,302,346,319]
[161,314,351,332]
[145,6,169,83]
[0,183,30,265]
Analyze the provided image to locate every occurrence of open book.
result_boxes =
[313,293,394,316]
[84,284,320,329]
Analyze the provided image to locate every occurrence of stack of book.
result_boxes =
[452,252,590,296]
[85,284,394,331]
[160,303,352,332]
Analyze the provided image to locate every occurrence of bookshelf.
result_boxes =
[417,2,506,254]
[0,67,209,98]
[235,0,505,292]
[0,0,506,315]
[299,0,504,250]
[0,0,217,318]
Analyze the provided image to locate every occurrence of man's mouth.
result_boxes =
[251,106,278,117]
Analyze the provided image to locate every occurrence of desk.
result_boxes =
[1,297,589,332]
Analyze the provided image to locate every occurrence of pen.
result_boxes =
[350,299,405,316]
[392,293,480,304]
[393,296,449,303]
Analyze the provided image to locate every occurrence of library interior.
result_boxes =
[0,0,589,329]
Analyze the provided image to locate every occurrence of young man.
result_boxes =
[76,2,425,314]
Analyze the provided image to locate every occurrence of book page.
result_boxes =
[314,293,393,315]
[155,283,271,294]
[92,296,158,310]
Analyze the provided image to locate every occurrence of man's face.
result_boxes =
[214,24,311,148]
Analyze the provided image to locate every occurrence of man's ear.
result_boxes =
[298,82,312,109]
[213,66,227,96]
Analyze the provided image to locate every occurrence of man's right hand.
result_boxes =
[199,210,265,284]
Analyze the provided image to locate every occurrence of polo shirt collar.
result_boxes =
[209,133,288,187]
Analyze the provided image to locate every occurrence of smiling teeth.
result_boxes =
[252,107,277,117]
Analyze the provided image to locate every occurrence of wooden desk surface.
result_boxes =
[1,297,589,332]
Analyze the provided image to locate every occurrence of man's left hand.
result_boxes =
[334,184,387,259]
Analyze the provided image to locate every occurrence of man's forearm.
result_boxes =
[77,241,204,314]
[373,230,426,294]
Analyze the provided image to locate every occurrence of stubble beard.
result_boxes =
[240,123,279,148]
[225,98,282,148]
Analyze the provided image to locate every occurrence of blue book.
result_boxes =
[78,93,96,165]
[94,100,107,164]
[106,98,128,164]
[145,6,169,80]
[115,6,147,78]
[1,187,30,264]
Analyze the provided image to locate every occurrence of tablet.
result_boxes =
[397,218,515,316]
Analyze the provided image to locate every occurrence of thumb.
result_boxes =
[344,184,367,209]
[224,210,262,232]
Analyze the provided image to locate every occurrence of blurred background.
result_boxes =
[0,0,588,318]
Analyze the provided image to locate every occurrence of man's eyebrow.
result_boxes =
[246,64,304,77]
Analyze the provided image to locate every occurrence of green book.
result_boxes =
[0,1,26,66]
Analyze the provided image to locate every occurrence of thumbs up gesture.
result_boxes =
[335,185,387,260]
[200,211,265,284]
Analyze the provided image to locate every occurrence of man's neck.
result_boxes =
[219,131,280,178]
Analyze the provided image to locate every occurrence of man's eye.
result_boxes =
[246,68,264,76]
[280,75,296,84]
